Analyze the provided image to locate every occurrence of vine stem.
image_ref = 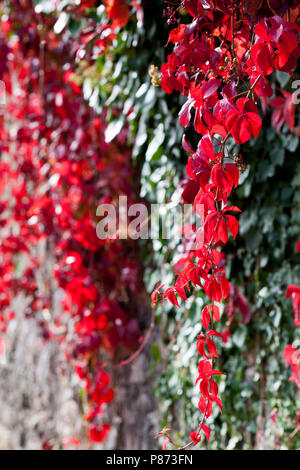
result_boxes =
[179,301,217,450]
[178,401,209,450]
[267,0,277,15]
[114,308,155,368]
[247,74,262,98]
[231,2,235,59]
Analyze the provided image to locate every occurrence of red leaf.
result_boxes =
[202,305,220,325]
[182,135,194,154]
[164,288,179,307]
[226,99,262,144]
[198,397,213,418]
[167,24,186,45]
[225,214,239,239]
[212,305,220,322]
[105,0,130,29]
[179,98,194,127]
[201,79,222,99]
[200,423,210,442]
[250,42,274,76]
[201,307,211,329]
[151,284,165,306]
[207,329,222,337]
[206,337,218,358]
[223,205,242,213]
[286,284,300,299]
[225,163,240,188]
[175,284,187,301]
[190,431,201,446]
[211,164,234,194]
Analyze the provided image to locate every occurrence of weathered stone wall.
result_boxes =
[0,289,159,450]
[0,291,90,450]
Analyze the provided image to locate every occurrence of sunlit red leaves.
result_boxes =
[199,378,223,412]
[190,430,201,446]
[164,287,180,307]
[249,71,274,98]
[201,304,220,329]
[286,284,300,327]
[200,423,210,442]
[204,272,230,302]
[196,359,224,381]
[195,358,224,418]
[105,0,130,29]
[190,422,210,445]
[204,206,242,245]
[197,330,221,359]
[185,134,222,190]
[283,344,300,389]
[250,42,274,76]
[226,98,262,144]
[151,284,165,306]
[167,24,186,45]
[160,58,184,95]
[186,153,211,189]
[211,163,239,195]
[179,79,221,134]
[184,263,207,287]
[198,395,212,418]
[255,17,300,71]
[156,3,300,447]
[75,311,108,335]
[194,188,215,218]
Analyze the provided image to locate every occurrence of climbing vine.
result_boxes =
[152,0,300,448]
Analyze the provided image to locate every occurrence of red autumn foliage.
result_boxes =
[154,0,299,448]
[0,0,145,445]
[0,0,298,449]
